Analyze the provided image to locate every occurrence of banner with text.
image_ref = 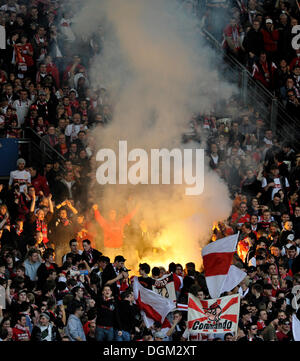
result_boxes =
[152,273,177,305]
[187,293,240,334]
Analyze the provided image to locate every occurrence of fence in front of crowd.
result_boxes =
[24,127,66,171]
[201,28,300,151]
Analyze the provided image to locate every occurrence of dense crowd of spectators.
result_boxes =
[0,0,300,343]
[202,0,300,119]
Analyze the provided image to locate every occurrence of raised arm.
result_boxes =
[66,200,78,215]
[30,193,36,213]
[92,204,106,228]
[121,202,141,226]
[56,200,67,210]
[48,193,54,214]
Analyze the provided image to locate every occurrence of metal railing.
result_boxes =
[24,127,66,170]
[201,28,300,150]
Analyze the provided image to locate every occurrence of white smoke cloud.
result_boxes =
[71,0,235,271]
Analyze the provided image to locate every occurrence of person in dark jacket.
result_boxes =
[241,169,262,200]
[238,322,264,341]
[285,89,300,120]
[101,255,130,299]
[95,285,121,341]
[30,312,61,341]
[243,20,265,68]
[49,200,78,248]
[81,239,102,268]
[36,248,59,289]
[277,13,293,63]
[115,289,141,341]
[28,166,50,197]
[53,171,81,204]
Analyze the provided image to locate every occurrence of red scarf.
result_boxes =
[288,200,298,216]
[60,218,70,226]
[79,107,87,117]
[36,100,49,117]
[34,34,47,56]
[36,219,49,243]
[12,224,23,236]
[64,104,73,117]
[14,44,25,64]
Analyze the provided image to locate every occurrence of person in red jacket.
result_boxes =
[222,17,244,62]
[92,202,140,258]
[45,55,60,89]
[230,202,251,229]
[261,18,279,62]
[28,166,50,196]
[252,51,277,90]
[12,314,31,341]
[63,55,86,84]
[289,49,300,71]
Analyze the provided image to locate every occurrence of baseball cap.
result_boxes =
[286,234,295,242]
[40,312,51,320]
[18,289,27,295]
[266,19,273,24]
[17,158,26,166]
[248,266,256,273]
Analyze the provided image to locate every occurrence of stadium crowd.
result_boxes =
[203,0,300,119]
[0,0,300,342]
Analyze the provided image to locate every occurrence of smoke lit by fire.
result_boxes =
[67,0,235,271]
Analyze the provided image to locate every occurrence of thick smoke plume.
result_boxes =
[71,0,235,271]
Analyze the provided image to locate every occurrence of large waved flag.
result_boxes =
[176,265,246,312]
[220,265,247,295]
[202,233,241,299]
[132,276,175,328]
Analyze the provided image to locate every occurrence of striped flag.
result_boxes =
[176,303,189,311]
[202,233,241,299]
[220,265,247,295]
[188,293,240,334]
[132,276,175,328]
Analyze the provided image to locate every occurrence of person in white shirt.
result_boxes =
[0,0,19,12]
[65,113,87,142]
[62,238,83,264]
[13,89,32,127]
[0,20,6,51]
[261,165,289,200]
[8,158,31,193]
[60,11,76,43]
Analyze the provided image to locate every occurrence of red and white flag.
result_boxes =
[220,265,247,295]
[188,293,240,334]
[152,273,177,305]
[176,303,189,311]
[202,233,241,299]
[132,276,175,328]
